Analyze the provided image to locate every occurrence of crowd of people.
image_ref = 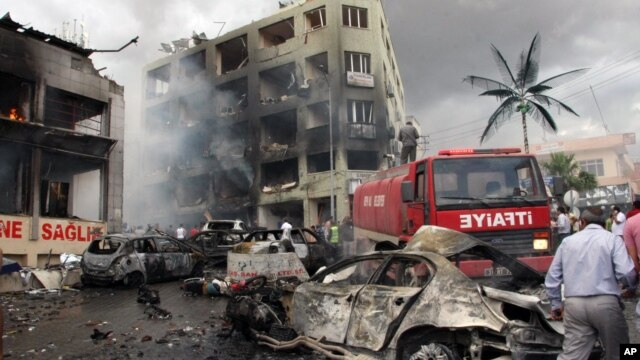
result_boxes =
[545,199,640,360]
[121,222,203,240]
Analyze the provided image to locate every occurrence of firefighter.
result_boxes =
[329,220,341,259]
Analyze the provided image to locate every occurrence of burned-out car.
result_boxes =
[185,230,243,266]
[232,228,336,275]
[282,226,601,359]
[81,234,205,287]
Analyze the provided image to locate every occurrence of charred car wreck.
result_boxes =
[81,234,205,287]
[227,226,602,360]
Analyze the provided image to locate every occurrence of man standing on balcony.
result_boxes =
[398,121,419,164]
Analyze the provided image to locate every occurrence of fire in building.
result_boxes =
[0,13,127,267]
[137,0,411,228]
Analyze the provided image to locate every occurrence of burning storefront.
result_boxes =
[0,13,127,267]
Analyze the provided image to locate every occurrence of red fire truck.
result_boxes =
[353,148,553,275]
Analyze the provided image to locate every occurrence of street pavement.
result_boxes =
[2,280,321,359]
[3,279,640,359]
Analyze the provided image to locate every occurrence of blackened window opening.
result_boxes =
[44,87,106,135]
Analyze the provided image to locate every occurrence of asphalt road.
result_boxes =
[2,280,322,359]
[3,279,640,359]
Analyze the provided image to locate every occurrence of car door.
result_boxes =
[135,237,165,282]
[155,237,192,279]
[345,255,433,351]
[292,256,386,343]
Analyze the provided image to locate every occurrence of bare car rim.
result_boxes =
[408,343,458,360]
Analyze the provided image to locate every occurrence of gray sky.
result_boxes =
[5,0,640,159]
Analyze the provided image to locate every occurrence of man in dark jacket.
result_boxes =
[398,121,419,164]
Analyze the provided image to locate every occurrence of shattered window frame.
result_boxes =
[179,50,207,80]
[146,64,171,99]
[342,5,368,29]
[44,87,107,136]
[259,17,295,49]
[0,71,35,122]
[316,255,387,285]
[305,7,326,32]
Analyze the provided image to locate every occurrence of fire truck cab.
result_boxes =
[353,148,553,274]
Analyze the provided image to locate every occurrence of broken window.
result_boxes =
[71,57,83,71]
[345,52,370,73]
[0,143,31,214]
[305,7,326,32]
[374,257,432,287]
[259,17,294,48]
[215,77,248,115]
[207,121,249,159]
[0,72,34,122]
[175,174,209,207]
[179,50,206,80]
[44,87,107,136]
[307,101,330,128]
[146,102,175,133]
[259,62,297,104]
[40,151,103,219]
[342,6,368,28]
[261,110,297,147]
[307,152,331,173]
[216,35,248,75]
[261,158,299,188]
[179,91,212,127]
[146,64,170,99]
[347,150,379,170]
[318,257,385,285]
[347,100,374,123]
[304,52,328,82]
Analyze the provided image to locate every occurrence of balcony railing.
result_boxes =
[348,123,376,139]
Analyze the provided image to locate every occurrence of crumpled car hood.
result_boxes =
[482,285,564,335]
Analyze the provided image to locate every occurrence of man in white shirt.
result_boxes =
[611,205,626,240]
[280,218,292,230]
[554,207,571,252]
[176,224,186,240]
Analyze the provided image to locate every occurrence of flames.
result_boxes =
[6,108,25,122]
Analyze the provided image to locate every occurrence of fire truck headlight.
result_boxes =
[533,239,549,250]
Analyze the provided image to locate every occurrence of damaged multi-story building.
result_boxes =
[139,0,407,228]
[0,13,125,267]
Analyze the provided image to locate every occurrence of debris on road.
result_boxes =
[144,304,172,320]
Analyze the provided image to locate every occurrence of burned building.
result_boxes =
[0,13,125,267]
[140,0,407,228]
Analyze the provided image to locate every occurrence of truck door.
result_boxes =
[406,162,428,232]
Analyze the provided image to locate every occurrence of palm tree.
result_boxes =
[542,152,598,192]
[464,33,588,153]
[542,152,580,180]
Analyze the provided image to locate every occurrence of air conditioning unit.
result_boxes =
[386,83,395,98]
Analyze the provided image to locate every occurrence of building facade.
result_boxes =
[0,13,125,267]
[532,133,638,208]
[139,0,407,229]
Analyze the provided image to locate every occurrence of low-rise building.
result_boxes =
[0,13,125,267]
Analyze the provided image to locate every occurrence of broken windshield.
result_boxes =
[433,156,546,209]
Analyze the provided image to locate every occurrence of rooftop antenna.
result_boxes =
[213,22,226,38]
[590,85,609,135]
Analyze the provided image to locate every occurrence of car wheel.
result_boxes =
[123,271,145,288]
[407,343,459,360]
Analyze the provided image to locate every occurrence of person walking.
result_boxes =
[545,207,637,360]
[339,215,354,257]
[189,224,199,237]
[623,210,640,298]
[612,205,626,241]
[627,200,640,219]
[280,218,292,230]
[555,206,571,251]
[397,121,419,164]
[176,224,186,240]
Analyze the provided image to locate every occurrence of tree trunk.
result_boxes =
[521,112,529,153]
